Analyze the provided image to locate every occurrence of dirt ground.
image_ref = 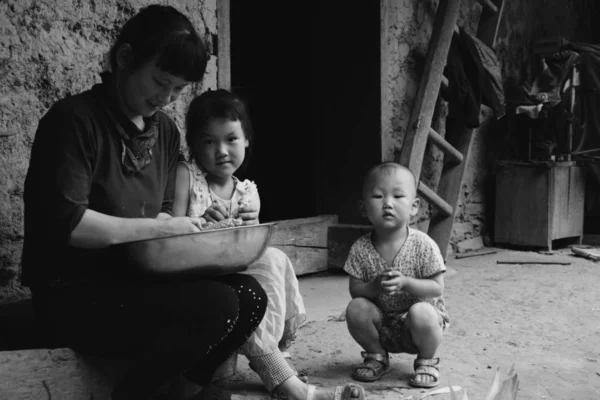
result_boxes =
[218,246,600,400]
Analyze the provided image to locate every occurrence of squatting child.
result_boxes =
[344,162,450,388]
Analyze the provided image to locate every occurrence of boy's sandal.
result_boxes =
[305,383,366,400]
[351,351,389,382]
[409,357,440,388]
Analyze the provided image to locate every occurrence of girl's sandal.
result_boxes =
[409,357,440,388]
[351,351,389,382]
[305,383,366,400]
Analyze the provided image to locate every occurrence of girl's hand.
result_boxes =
[379,269,407,295]
[237,204,259,226]
[157,216,204,236]
[202,204,229,223]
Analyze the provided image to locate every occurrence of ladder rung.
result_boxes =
[441,75,449,90]
[440,75,450,99]
[477,0,498,13]
[428,127,464,164]
[418,181,453,217]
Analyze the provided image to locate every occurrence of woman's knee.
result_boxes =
[222,274,268,319]
[406,302,440,331]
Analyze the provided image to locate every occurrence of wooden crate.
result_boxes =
[494,161,585,250]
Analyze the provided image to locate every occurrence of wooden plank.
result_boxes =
[327,224,373,271]
[427,122,475,259]
[396,0,462,180]
[217,0,231,90]
[272,245,328,276]
[270,215,338,248]
[428,127,463,164]
[550,165,585,241]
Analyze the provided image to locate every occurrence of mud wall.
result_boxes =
[0,0,218,302]
[381,0,599,254]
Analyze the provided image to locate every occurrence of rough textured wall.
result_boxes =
[381,0,487,250]
[0,0,218,302]
[382,0,599,252]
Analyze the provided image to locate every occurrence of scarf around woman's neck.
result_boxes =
[100,71,159,175]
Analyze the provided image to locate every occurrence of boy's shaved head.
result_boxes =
[362,162,418,198]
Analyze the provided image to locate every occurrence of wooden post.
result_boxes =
[217,0,231,90]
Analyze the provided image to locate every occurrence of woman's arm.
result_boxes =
[69,209,203,248]
[172,162,191,217]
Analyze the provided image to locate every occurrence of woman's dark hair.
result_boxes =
[109,5,208,81]
[186,89,254,169]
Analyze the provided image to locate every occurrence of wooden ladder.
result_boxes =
[395,0,505,259]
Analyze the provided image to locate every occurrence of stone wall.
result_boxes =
[0,0,218,302]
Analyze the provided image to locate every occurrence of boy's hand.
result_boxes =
[202,204,229,223]
[380,269,407,295]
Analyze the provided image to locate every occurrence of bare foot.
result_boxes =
[311,384,364,400]
[278,379,365,400]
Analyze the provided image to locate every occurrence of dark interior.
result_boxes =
[230,2,381,223]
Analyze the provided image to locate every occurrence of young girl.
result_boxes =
[344,162,449,389]
[174,89,366,400]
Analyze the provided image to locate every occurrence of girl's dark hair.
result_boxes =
[186,89,254,169]
[109,5,208,81]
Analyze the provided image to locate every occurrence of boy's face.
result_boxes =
[362,167,419,231]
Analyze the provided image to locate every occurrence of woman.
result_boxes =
[21,5,267,399]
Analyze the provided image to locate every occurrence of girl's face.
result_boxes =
[119,56,190,120]
[193,118,249,180]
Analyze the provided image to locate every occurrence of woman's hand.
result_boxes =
[238,204,259,226]
[379,269,407,295]
[202,204,230,223]
[157,216,204,236]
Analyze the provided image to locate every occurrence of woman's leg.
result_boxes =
[184,273,268,386]
[32,278,242,400]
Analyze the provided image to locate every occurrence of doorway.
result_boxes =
[230,2,381,223]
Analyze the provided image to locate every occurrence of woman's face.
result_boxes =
[120,58,190,120]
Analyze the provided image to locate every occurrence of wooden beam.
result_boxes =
[217,0,231,90]
[272,245,328,276]
[396,0,462,180]
[428,127,464,164]
[418,181,453,217]
[270,215,338,248]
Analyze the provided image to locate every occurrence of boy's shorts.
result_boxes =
[378,308,447,354]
